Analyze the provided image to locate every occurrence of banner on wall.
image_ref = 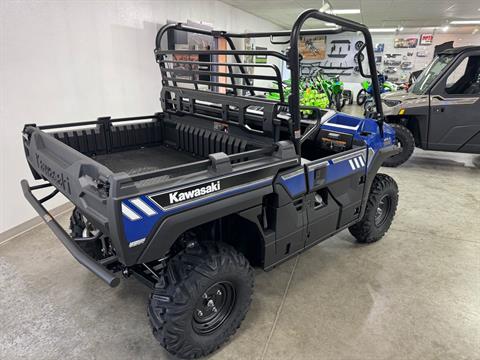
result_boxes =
[394,37,418,48]
[299,35,326,60]
[420,33,434,45]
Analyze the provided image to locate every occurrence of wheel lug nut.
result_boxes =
[212,306,218,313]
[202,293,208,299]
[197,310,203,317]
[216,290,222,296]
[207,299,214,307]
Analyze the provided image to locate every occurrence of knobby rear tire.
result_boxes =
[148,242,254,359]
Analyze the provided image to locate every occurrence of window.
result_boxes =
[445,55,480,95]
[410,54,454,95]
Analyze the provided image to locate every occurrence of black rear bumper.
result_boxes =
[21,179,120,287]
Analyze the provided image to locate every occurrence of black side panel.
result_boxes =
[270,198,306,263]
[304,190,340,246]
[459,130,480,153]
[328,175,364,228]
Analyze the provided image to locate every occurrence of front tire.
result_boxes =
[356,89,367,105]
[383,123,415,167]
[334,92,343,111]
[148,242,254,359]
[349,174,398,243]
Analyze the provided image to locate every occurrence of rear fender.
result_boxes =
[136,185,273,264]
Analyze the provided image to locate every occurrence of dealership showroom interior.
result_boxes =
[1,0,480,359]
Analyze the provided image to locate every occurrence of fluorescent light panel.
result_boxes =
[450,20,480,25]
[369,28,397,32]
[331,9,361,14]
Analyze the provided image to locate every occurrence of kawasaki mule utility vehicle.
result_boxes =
[382,46,480,167]
[22,10,399,359]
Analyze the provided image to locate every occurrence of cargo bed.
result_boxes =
[93,145,202,176]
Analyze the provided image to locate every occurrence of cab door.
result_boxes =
[428,51,480,153]
[303,146,368,247]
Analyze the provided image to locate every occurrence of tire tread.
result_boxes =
[349,174,398,243]
[148,242,254,359]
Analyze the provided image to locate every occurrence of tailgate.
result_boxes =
[23,125,114,233]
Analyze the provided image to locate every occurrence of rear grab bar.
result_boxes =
[21,179,120,287]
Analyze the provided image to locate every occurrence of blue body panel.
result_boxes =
[120,112,395,246]
[321,112,395,155]
[278,170,307,198]
[121,178,272,245]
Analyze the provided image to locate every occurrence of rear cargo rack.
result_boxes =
[154,9,385,156]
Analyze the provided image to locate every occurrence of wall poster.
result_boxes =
[394,37,418,48]
[299,35,326,60]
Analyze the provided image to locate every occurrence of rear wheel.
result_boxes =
[349,174,398,243]
[148,242,254,359]
[383,123,415,167]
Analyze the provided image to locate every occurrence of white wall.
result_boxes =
[0,0,282,233]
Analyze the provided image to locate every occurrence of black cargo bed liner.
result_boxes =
[93,145,203,176]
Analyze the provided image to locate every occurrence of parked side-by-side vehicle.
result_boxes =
[21,10,399,359]
[382,46,480,167]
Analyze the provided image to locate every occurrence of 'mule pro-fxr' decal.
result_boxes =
[120,168,276,247]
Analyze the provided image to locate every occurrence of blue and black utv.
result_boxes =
[21,10,399,359]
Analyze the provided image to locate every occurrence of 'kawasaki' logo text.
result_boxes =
[168,181,221,204]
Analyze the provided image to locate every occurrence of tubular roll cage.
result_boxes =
[154,9,384,152]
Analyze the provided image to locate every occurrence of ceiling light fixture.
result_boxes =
[331,9,361,14]
[369,28,397,33]
[442,25,449,32]
[319,0,332,13]
[450,20,480,25]
[398,26,404,31]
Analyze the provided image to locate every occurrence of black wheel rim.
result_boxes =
[192,282,236,335]
[375,194,392,227]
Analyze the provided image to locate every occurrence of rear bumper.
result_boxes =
[21,179,120,287]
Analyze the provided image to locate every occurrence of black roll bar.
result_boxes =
[153,10,385,151]
[289,9,384,138]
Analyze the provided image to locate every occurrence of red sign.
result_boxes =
[420,34,433,45]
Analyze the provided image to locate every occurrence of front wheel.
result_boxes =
[334,92,343,111]
[383,123,415,167]
[349,174,398,243]
[148,242,254,359]
[356,89,367,105]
